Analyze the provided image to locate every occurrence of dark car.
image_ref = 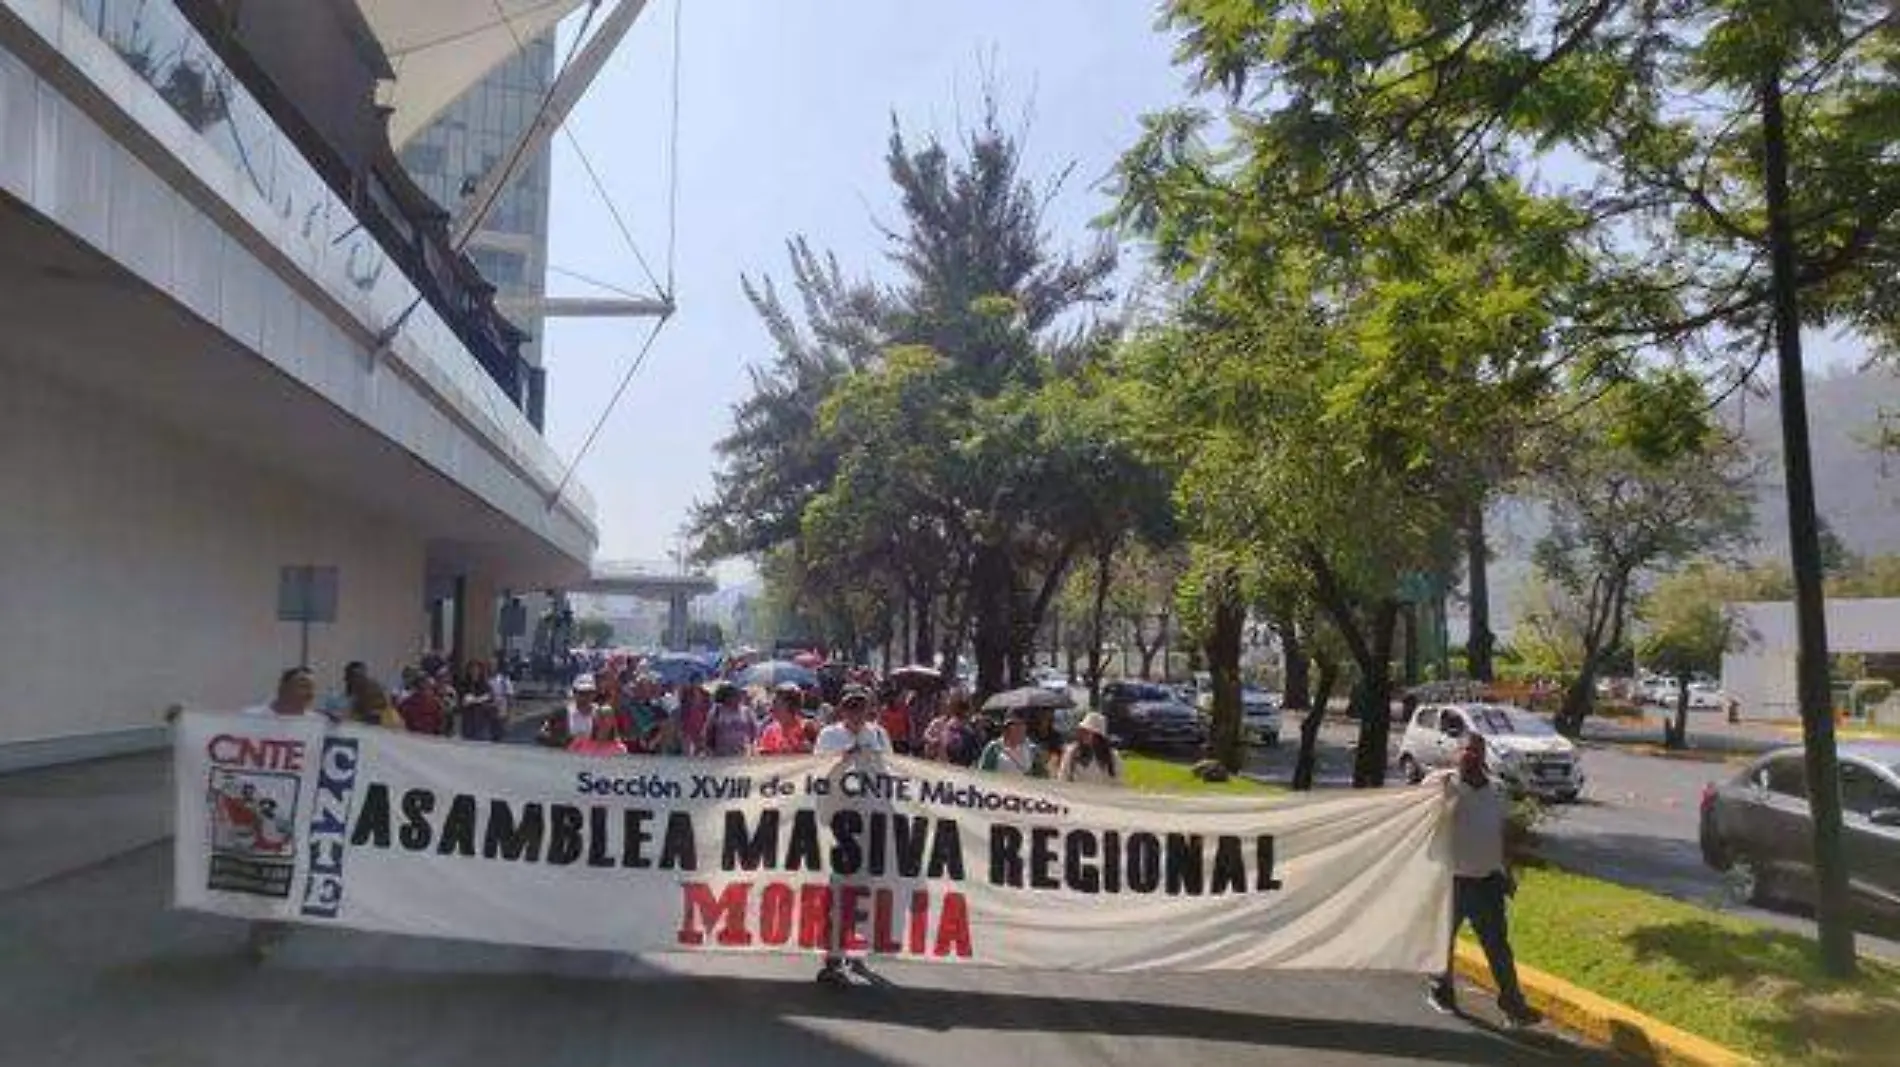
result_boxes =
[1699,742,1900,925]
[1100,681,1207,752]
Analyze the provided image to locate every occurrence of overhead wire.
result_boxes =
[665,0,682,296]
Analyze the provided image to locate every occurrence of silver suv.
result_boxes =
[1396,702,1584,802]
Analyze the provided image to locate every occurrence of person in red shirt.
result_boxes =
[398,675,448,735]
[879,686,913,755]
[757,684,812,755]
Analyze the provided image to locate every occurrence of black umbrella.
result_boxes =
[981,686,1074,713]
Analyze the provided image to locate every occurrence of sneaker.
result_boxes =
[1500,1004,1542,1030]
[815,961,850,988]
[1424,986,1457,1015]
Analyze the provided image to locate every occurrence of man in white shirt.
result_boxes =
[814,685,890,756]
[1427,732,1537,1027]
[812,684,888,988]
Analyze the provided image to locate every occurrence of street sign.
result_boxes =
[277,566,339,622]
[278,565,338,669]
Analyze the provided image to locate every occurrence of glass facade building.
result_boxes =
[400,35,556,424]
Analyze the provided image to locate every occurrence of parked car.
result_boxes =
[1699,743,1900,924]
[1396,703,1584,801]
[1031,666,1069,693]
[1241,688,1282,747]
[1686,682,1726,710]
[1100,681,1208,752]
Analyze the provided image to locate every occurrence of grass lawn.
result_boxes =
[1118,753,1279,795]
[1495,864,1900,1065]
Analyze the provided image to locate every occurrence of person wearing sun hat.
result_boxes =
[1058,710,1122,785]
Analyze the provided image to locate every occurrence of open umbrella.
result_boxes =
[647,653,712,687]
[737,659,818,689]
[888,664,943,691]
[981,686,1075,713]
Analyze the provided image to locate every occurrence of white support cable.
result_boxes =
[371,1,600,355]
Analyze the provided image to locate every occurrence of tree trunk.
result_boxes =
[1763,63,1853,974]
[1667,681,1691,750]
[1351,600,1401,788]
[1402,602,1421,686]
[1292,648,1338,792]
[971,544,1012,700]
[1466,502,1495,682]
[1206,587,1246,772]
[1279,615,1310,715]
[913,591,935,667]
[1086,547,1113,712]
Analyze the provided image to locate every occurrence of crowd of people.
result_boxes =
[527,654,1122,786]
[233,652,1122,787]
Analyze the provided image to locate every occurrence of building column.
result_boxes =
[666,592,689,651]
[460,573,501,667]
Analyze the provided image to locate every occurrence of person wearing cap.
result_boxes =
[701,681,757,758]
[544,673,598,748]
[757,683,812,755]
[977,708,1044,777]
[1058,711,1121,784]
[813,685,890,756]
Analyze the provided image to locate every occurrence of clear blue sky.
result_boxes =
[538,0,1187,584]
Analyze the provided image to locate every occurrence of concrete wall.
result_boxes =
[1722,599,1900,721]
[0,367,426,758]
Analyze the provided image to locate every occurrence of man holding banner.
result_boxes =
[1426,733,1538,1028]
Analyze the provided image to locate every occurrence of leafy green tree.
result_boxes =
[1140,0,1899,973]
[1530,373,1756,735]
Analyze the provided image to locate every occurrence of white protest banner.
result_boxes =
[174,711,1454,972]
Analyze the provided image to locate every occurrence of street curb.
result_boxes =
[1453,942,1755,1066]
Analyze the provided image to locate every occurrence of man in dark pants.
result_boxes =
[1427,731,1539,1027]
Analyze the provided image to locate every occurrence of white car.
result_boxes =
[1397,703,1584,802]
[1031,667,1069,693]
[1686,682,1726,710]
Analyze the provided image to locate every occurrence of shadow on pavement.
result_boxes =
[54,953,1616,1067]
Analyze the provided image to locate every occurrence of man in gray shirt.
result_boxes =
[1427,732,1538,1027]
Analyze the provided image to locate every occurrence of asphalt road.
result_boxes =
[1246,713,1900,960]
[0,733,1606,1067]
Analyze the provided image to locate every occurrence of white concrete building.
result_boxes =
[0,0,600,768]
[1722,599,1900,720]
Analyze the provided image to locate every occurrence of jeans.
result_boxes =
[1434,872,1527,1015]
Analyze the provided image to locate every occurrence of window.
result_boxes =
[1441,711,1466,736]
[1414,707,1438,731]
[1762,756,1807,798]
[1841,761,1900,816]
[406,143,445,175]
